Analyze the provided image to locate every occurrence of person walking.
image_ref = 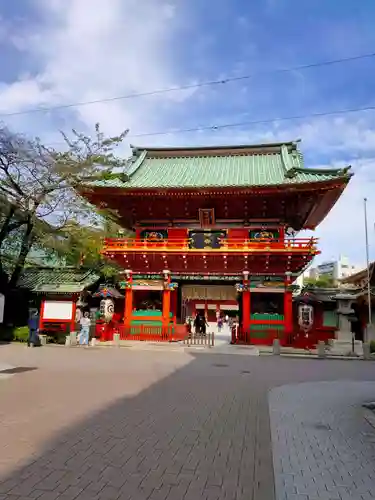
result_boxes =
[79,311,91,346]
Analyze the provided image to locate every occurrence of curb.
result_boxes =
[259,352,373,360]
[363,407,375,430]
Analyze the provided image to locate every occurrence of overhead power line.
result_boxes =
[0,51,375,118]
[127,104,375,138]
[41,103,375,148]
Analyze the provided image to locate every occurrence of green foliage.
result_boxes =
[304,275,336,288]
[0,124,129,286]
[46,220,125,277]
[370,340,375,354]
[13,326,29,342]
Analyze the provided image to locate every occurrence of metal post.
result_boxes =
[364,198,372,341]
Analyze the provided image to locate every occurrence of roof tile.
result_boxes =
[17,268,100,292]
[89,142,351,189]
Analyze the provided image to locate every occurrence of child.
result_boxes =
[79,312,91,345]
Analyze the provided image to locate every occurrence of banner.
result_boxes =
[188,230,226,249]
[249,228,280,240]
[140,229,168,241]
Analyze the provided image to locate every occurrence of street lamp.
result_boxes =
[364,198,372,340]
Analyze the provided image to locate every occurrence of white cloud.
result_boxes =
[300,158,375,268]
[0,0,374,269]
[0,0,192,148]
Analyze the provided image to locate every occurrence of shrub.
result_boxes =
[13,326,29,343]
[370,340,375,354]
[47,333,67,345]
[0,326,14,342]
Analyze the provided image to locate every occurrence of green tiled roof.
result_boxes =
[17,267,101,293]
[89,142,352,190]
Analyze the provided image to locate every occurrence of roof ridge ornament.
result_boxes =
[280,144,296,177]
[126,149,148,178]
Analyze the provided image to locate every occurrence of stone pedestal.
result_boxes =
[272,339,281,355]
[329,294,363,356]
[39,334,47,346]
[317,341,326,358]
[365,324,375,342]
[363,342,371,360]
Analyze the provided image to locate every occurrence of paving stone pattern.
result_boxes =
[2,345,375,500]
[270,381,375,500]
[0,347,274,500]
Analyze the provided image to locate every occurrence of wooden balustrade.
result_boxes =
[104,237,318,253]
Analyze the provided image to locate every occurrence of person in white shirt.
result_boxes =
[79,311,91,345]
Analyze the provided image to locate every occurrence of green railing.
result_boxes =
[250,313,284,321]
[248,313,285,337]
[130,310,173,327]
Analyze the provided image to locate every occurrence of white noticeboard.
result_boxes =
[43,301,73,321]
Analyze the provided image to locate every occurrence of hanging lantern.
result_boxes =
[100,298,115,323]
[298,304,314,334]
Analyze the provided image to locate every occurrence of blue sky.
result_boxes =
[0,0,375,268]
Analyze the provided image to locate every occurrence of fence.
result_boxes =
[183,332,215,347]
[104,237,318,253]
[117,324,187,342]
[232,325,285,346]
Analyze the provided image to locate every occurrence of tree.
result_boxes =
[0,124,128,288]
[303,275,336,288]
[45,219,127,279]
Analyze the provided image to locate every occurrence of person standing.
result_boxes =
[200,313,208,337]
[79,311,91,346]
[217,316,223,333]
[27,309,39,347]
[193,312,201,335]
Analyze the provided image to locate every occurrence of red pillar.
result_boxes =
[39,299,45,332]
[284,272,293,342]
[170,288,177,319]
[124,270,133,331]
[162,270,171,336]
[242,271,250,340]
[70,294,77,333]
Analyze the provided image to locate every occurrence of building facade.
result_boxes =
[81,141,352,345]
[309,255,361,282]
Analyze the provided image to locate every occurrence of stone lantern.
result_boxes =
[330,292,363,355]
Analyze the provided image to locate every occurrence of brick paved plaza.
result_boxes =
[1,344,375,500]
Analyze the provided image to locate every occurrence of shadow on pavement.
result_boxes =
[1,352,375,499]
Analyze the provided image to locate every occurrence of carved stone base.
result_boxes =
[328,337,363,356]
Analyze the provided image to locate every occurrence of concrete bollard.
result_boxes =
[363,342,371,360]
[39,334,47,346]
[113,333,120,347]
[317,341,326,358]
[70,331,77,346]
[90,337,97,347]
[272,338,281,355]
[65,335,71,347]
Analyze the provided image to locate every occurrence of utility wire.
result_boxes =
[127,104,375,138]
[41,103,375,147]
[0,51,374,118]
